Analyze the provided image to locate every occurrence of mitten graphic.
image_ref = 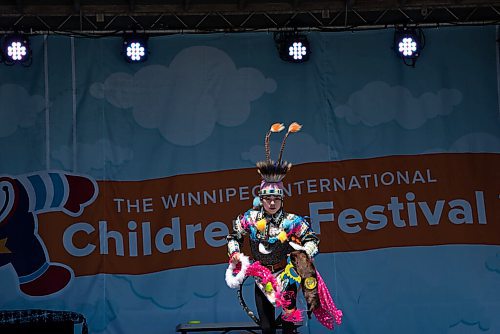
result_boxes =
[0,171,98,297]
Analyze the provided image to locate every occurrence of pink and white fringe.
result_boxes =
[245,261,291,310]
[227,256,343,329]
[312,270,343,329]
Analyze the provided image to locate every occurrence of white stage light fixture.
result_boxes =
[2,34,31,65]
[394,28,425,67]
[123,35,149,63]
[275,32,310,63]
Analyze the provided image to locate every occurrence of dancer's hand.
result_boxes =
[230,252,241,264]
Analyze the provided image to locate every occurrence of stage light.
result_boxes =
[2,34,31,65]
[122,35,149,63]
[274,32,310,63]
[394,28,425,67]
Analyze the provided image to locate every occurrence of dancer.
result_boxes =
[226,123,341,334]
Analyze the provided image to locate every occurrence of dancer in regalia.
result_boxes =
[225,123,342,334]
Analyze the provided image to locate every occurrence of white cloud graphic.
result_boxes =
[449,132,500,153]
[424,132,500,154]
[334,81,462,129]
[90,46,276,146]
[448,322,489,334]
[241,132,335,164]
[0,84,44,137]
[52,139,133,172]
[485,253,500,274]
[110,264,227,311]
[324,246,500,334]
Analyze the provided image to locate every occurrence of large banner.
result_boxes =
[37,153,500,276]
[0,26,499,334]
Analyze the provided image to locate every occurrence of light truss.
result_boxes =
[0,1,499,35]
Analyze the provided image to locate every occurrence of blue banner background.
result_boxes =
[0,26,499,333]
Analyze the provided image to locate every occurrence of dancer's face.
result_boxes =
[261,195,282,215]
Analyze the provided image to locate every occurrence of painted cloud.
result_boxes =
[334,81,462,129]
[485,253,500,274]
[449,132,500,152]
[241,132,336,164]
[0,84,44,138]
[424,132,500,154]
[52,139,133,173]
[90,46,276,146]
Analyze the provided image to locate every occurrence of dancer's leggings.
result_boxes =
[254,283,297,334]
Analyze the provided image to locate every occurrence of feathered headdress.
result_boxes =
[257,122,302,197]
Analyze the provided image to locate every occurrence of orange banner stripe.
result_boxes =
[38,153,500,276]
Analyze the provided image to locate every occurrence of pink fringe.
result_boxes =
[313,270,343,330]
[288,224,302,237]
[243,261,343,328]
[245,262,291,309]
[281,308,303,323]
[232,261,242,274]
[240,216,251,230]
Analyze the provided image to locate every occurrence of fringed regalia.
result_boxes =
[225,123,342,333]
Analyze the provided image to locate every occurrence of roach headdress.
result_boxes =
[257,122,302,197]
